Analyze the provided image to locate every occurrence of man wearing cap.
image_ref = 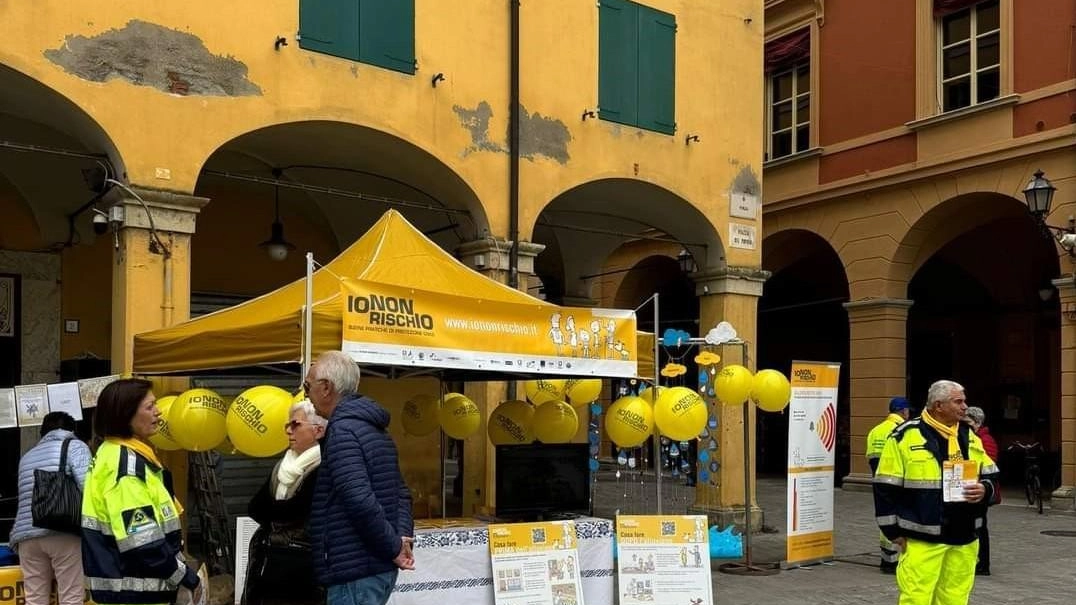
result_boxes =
[865,396,911,573]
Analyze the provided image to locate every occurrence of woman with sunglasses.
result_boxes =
[243,399,328,605]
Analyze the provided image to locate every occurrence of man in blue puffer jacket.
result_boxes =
[306,351,414,605]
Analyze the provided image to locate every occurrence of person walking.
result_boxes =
[243,399,328,605]
[81,378,202,605]
[10,412,92,605]
[305,351,414,605]
[865,397,912,573]
[963,406,997,576]
[874,380,999,605]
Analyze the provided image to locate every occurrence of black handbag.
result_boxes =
[31,437,83,535]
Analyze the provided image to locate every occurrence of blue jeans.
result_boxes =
[326,570,399,605]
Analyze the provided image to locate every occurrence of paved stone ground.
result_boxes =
[593,471,1076,604]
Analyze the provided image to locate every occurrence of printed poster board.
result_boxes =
[489,520,584,605]
[615,515,712,605]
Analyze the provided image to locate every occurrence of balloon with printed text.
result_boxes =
[440,393,481,439]
[533,400,578,444]
[169,388,229,451]
[226,386,292,457]
[149,395,182,451]
[714,365,754,405]
[402,393,442,436]
[654,386,708,441]
[605,396,654,448]
[488,400,535,445]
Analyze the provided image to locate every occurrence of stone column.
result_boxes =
[455,238,545,516]
[688,266,767,528]
[840,298,913,490]
[106,186,208,506]
[1051,277,1076,510]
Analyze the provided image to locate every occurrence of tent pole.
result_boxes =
[303,252,314,381]
[653,292,662,514]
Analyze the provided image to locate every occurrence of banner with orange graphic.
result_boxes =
[785,361,842,567]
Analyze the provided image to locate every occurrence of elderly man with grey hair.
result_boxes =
[306,351,414,605]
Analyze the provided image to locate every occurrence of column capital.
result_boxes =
[103,186,210,235]
[456,239,546,275]
[691,266,770,297]
[1053,276,1076,293]
[843,297,914,317]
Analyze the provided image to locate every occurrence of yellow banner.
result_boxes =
[616,515,709,545]
[0,565,96,604]
[341,279,638,377]
[489,521,578,555]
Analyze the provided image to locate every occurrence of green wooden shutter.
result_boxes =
[299,0,360,62]
[359,0,416,74]
[599,0,639,126]
[637,6,676,134]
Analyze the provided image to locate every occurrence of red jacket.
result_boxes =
[979,426,999,461]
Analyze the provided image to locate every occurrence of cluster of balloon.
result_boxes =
[653,386,708,441]
[533,400,578,443]
[524,379,566,405]
[439,393,481,440]
[149,395,182,451]
[604,395,653,448]
[401,393,442,436]
[168,388,229,452]
[487,400,535,445]
[226,385,294,457]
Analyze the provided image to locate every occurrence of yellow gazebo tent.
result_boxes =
[133,210,644,378]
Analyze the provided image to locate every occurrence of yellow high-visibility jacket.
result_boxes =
[866,413,906,475]
[873,418,999,546]
[81,441,199,604]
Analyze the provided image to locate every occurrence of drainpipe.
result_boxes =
[507,0,521,400]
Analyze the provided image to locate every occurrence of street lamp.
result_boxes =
[259,168,295,261]
[1023,170,1076,257]
[677,248,697,273]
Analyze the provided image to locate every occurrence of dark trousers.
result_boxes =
[977,515,990,572]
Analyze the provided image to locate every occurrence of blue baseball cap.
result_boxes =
[889,397,911,412]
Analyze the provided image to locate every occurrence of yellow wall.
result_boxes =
[60,235,113,359]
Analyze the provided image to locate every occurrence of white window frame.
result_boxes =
[766,61,811,161]
[936,0,1001,112]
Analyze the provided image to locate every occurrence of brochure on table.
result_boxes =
[615,515,713,605]
[489,520,584,605]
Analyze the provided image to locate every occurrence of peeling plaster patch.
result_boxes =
[731,165,760,196]
[454,101,507,155]
[519,105,571,164]
[44,20,261,96]
[350,65,359,78]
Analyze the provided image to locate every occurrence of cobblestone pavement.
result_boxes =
[593,471,1076,604]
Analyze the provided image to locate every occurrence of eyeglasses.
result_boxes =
[284,420,308,431]
[301,378,327,394]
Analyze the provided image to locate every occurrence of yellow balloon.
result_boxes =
[639,385,665,404]
[402,393,442,436]
[564,379,602,407]
[487,400,535,445]
[440,394,481,440]
[533,401,578,444]
[715,365,754,405]
[149,395,182,451]
[169,388,229,451]
[605,396,654,448]
[226,385,293,457]
[752,369,792,413]
[654,386,708,441]
[524,380,566,405]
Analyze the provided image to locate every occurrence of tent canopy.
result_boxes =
[134,210,647,378]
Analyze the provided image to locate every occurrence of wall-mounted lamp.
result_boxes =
[685,134,701,145]
[582,109,597,121]
[1023,170,1075,257]
[1038,286,1054,302]
[274,36,289,51]
[431,73,446,87]
[677,248,697,273]
[260,169,295,261]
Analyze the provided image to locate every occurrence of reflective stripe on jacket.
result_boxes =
[81,441,198,604]
[865,414,905,475]
[873,418,999,546]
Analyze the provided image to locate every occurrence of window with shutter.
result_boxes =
[299,0,415,75]
[598,0,676,135]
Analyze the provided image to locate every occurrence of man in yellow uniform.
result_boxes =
[866,396,912,573]
[874,380,998,605]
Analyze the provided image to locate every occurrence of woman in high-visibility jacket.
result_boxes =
[81,378,202,605]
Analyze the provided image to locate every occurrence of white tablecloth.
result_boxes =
[388,517,614,605]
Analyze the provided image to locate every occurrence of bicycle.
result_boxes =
[1006,441,1044,514]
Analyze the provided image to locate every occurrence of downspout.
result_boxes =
[507,0,521,400]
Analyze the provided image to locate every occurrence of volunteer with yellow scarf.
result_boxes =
[81,379,203,605]
[873,380,999,605]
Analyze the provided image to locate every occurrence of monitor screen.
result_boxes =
[495,443,592,521]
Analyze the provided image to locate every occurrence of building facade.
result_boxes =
[0,0,766,525]
[759,0,1075,503]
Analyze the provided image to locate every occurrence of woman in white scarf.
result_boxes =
[243,400,327,605]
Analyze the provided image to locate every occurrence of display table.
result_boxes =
[388,517,614,605]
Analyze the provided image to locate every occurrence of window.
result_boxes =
[764,29,811,161]
[299,0,415,75]
[599,0,676,135]
[939,0,999,111]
